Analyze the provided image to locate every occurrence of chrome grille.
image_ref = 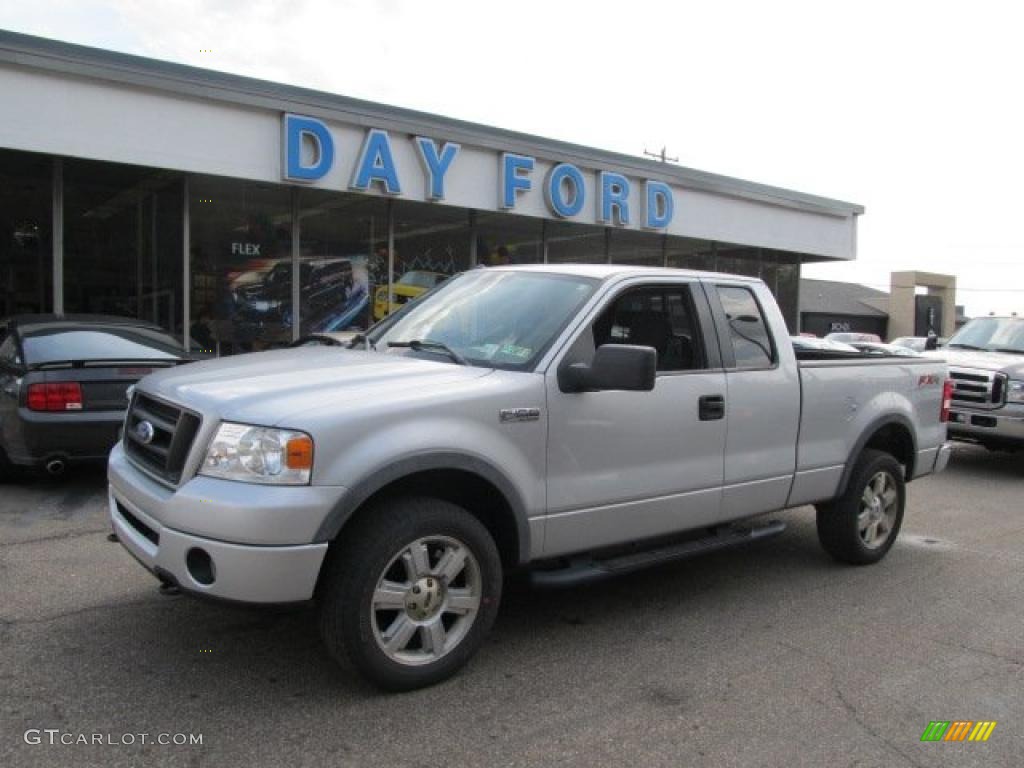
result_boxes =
[123,392,201,485]
[948,367,1006,410]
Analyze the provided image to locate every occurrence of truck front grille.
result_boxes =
[123,392,201,485]
[949,367,1006,410]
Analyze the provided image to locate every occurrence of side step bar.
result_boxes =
[529,520,786,589]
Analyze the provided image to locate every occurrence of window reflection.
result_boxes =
[0,149,52,316]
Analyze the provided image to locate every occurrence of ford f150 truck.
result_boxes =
[108,265,951,690]
[924,315,1024,450]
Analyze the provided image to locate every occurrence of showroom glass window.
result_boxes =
[607,230,664,266]
[665,236,716,272]
[383,201,471,324]
[63,158,183,334]
[190,177,292,354]
[546,220,606,264]
[298,189,388,333]
[0,149,52,316]
[775,252,801,332]
[474,211,543,266]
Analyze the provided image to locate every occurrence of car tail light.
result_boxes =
[940,379,953,423]
[27,382,83,412]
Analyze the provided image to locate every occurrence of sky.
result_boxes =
[2,0,1023,316]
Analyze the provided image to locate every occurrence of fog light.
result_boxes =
[185,547,216,586]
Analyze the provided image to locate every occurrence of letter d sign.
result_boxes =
[283,114,335,182]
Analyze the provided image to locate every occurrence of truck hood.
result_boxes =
[924,348,1024,377]
[138,348,493,425]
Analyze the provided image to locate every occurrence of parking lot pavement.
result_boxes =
[0,445,1021,768]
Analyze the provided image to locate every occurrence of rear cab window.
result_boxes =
[714,285,776,370]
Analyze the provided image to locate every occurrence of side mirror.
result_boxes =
[560,344,657,393]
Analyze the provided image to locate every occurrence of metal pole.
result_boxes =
[136,194,144,319]
[291,188,300,342]
[151,194,159,322]
[182,177,191,353]
[386,200,395,314]
[468,210,478,267]
[52,157,63,315]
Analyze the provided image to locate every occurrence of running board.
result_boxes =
[529,520,787,589]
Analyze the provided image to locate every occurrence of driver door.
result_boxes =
[543,280,728,557]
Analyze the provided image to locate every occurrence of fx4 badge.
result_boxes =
[499,407,540,423]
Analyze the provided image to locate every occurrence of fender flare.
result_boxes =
[836,414,918,496]
[314,452,532,564]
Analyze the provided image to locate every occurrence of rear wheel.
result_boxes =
[816,449,905,565]
[318,496,502,691]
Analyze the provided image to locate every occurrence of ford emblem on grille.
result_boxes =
[135,420,155,445]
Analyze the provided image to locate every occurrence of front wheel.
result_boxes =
[816,449,905,565]
[318,496,502,691]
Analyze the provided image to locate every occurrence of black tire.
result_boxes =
[816,449,905,565]
[318,496,503,691]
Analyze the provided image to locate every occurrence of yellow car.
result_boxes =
[373,271,448,321]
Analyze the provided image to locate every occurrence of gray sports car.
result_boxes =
[0,315,189,478]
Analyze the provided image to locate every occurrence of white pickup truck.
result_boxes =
[109,265,951,690]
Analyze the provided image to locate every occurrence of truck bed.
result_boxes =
[787,355,947,507]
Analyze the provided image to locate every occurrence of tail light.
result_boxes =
[27,382,83,412]
[940,378,953,423]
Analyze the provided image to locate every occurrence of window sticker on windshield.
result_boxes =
[472,343,500,358]
[499,344,532,360]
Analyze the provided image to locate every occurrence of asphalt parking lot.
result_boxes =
[1,444,1021,768]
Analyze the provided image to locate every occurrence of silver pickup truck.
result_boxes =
[109,265,951,690]
[925,315,1024,450]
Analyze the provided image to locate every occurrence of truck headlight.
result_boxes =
[1007,380,1024,404]
[200,422,313,485]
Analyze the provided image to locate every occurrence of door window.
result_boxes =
[715,285,774,369]
[592,285,705,372]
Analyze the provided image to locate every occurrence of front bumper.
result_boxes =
[948,407,1024,446]
[108,443,338,604]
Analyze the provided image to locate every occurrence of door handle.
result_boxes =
[698,394,725,421]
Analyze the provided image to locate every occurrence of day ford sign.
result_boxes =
[281,113,675,230]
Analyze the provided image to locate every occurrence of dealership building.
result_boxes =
[0,31,864,353]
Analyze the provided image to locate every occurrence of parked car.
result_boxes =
[924,315,1024,450]
[848,341,921,357]
[0,315,189,479]
[825,331,882,344]
[791,336,859,354]
[108,265,951,690]
[890,336,930,353]
[373,270,448,321]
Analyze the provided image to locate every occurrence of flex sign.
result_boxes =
[282,114,675,229]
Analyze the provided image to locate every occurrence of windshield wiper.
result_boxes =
[347,333,376,351]
[947,343,985,350]
[387,339,467,365]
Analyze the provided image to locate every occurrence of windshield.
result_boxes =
[21,325,184,365]
[947,317,1024,353]
[370,270,598,369]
